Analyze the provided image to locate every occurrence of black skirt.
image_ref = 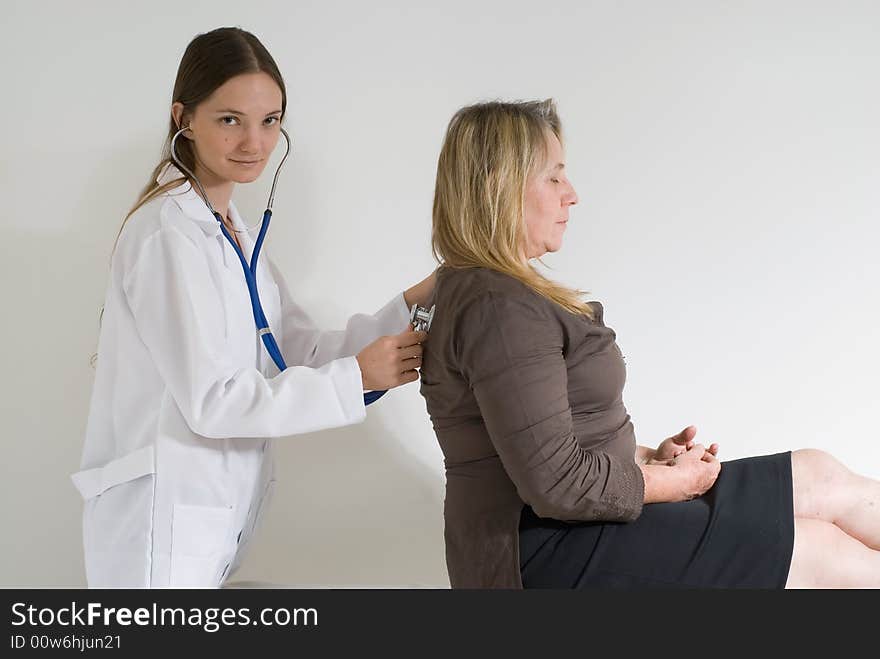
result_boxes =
[519,452,795,589]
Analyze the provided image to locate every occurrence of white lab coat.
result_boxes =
[72,164,410,587]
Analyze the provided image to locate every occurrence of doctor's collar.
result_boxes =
[156,161,187,186]
[155,162,247,238]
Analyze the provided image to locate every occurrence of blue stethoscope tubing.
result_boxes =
[170,125,388,405]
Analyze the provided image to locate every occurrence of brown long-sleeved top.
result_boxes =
[419,266,646,588]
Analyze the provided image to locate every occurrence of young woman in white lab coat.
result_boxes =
[72,27,434,587]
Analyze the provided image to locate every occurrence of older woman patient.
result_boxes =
[418,99,880,589]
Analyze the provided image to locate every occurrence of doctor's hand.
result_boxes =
[650,425,719,465]
[356,325,428,391]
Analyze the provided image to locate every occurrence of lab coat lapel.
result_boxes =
[156,162,223,238]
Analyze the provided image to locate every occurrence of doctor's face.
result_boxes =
[177,72,284,185]
[522,131,578,260]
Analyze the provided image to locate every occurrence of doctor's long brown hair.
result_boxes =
[431,99,594,318]
[115,27,287,246]
[94,28,286,366]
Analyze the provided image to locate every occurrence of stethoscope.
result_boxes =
[170,125,434,406]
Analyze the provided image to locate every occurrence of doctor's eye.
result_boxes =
[219,116,239,126]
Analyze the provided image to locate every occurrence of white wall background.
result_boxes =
[1,0,877,587]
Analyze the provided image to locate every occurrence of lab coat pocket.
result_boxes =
[81,473,156,588]
[169,503,234,587]
[72,446,157,587]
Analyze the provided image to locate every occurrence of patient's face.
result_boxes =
[523,132,578,260]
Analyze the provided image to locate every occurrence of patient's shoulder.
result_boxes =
[437,266,536,300]
[435,266,603,330]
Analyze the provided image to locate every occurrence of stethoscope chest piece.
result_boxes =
[410,304,435,333]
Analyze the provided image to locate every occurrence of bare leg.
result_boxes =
[791,449,880,550]
[786,518,880,588]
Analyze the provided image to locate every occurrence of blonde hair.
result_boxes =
[431,99,594,318]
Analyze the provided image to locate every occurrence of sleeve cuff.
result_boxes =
[329,356,367,424]
[615,456,646,521]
